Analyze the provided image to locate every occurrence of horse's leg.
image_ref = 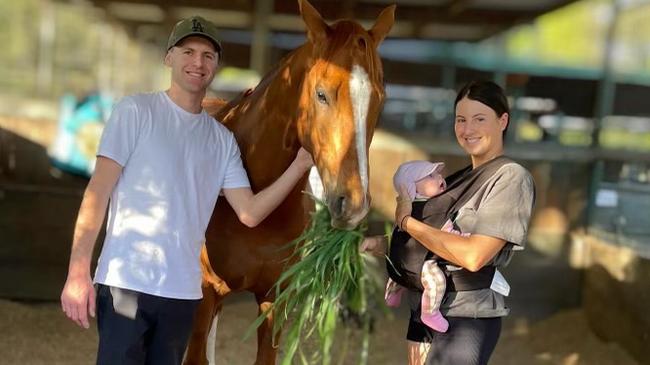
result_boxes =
[254,295,281,365]
[204,299,222,365]
[184,246,231,365]
[183,283,225,365]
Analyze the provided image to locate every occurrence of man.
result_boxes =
[60,16,313,365]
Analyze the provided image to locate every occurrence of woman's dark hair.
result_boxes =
[454,81,510,138]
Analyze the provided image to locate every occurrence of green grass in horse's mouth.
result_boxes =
[246,196,386,365]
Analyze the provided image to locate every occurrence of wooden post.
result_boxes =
[592,0,621,148]
[112,27,129,96]
[251,0,272,74]
[97,22,114,95]
[587,0,621,229]
[36,0,55,97]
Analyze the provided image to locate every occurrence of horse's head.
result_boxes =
[295,0,394,229]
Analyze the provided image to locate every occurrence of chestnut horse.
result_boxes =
[184,1,395,364]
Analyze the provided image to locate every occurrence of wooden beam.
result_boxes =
[87,0,581,42]
[251,0,272,73]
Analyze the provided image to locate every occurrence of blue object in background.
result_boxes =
[49,92,113,177]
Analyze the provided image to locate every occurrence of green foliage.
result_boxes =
[0,0,40,94]
[0,0,166,100]
[0,0,38,61]
[559,130,593,146]
[600,129,650,151]
[246,198,382,365]
[506,0,650,75]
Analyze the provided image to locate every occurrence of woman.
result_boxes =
[363,80,535,365]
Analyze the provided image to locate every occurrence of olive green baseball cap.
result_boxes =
[167,16,222,56]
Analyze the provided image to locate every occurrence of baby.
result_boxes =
[387,160,466,333]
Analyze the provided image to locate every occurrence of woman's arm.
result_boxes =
[402,217,506,272]
[394,185,505,272]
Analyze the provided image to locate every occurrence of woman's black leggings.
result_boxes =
[408,316,502,365]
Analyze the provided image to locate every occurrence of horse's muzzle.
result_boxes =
[327,195,369,230]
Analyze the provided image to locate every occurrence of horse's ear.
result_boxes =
[369,4,396,46]
[299,0,329,42]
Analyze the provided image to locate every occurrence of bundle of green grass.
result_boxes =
[247,198,384,365]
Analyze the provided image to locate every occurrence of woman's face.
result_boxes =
[454,97,508,167]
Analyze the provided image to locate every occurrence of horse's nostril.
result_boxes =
[331,196,347,218]
[336,196,346,215]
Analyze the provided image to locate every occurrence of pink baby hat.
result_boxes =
[393,160,445,200]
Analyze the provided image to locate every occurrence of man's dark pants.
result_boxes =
[95,284,200,365]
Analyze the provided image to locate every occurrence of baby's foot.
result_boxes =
[421,311,449,332]
[384,285,404,307]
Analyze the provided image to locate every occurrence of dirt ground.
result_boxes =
[0,294,639,365]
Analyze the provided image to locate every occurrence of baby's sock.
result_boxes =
[384,284,404,307]
[421,311,449,333]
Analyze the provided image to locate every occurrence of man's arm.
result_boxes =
[60,157,122,328]
[223,148,313,227]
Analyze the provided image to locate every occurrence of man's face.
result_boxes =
[164,36,219,95]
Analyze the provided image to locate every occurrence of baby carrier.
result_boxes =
[387,156,514,292]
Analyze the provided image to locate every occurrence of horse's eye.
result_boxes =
[357,37,367,50]
[316,90,328,105]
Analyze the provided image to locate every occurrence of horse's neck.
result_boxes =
[220,46,310,189]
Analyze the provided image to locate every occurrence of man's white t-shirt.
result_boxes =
[93,91,250,299]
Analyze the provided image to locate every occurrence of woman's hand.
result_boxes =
[359,235,388,257]
[394,184,412,231]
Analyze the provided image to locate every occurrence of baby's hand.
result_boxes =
[441,219,470,237]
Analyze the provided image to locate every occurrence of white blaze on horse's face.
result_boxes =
[304,60,374,230]
[348,64,371,225]
[297,0,395,230]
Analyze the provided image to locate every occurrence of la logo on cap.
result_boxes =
[191,18,204,33]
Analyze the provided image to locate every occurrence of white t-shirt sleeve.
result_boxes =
[97,97,140,167]
[222,133,251,189]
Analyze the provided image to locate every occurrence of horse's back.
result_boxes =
[202,97,228,116]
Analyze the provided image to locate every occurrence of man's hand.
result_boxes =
[294,147,314,172]
[359,235,388,257]
[395,184,412,230]
[61,274,95,329]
